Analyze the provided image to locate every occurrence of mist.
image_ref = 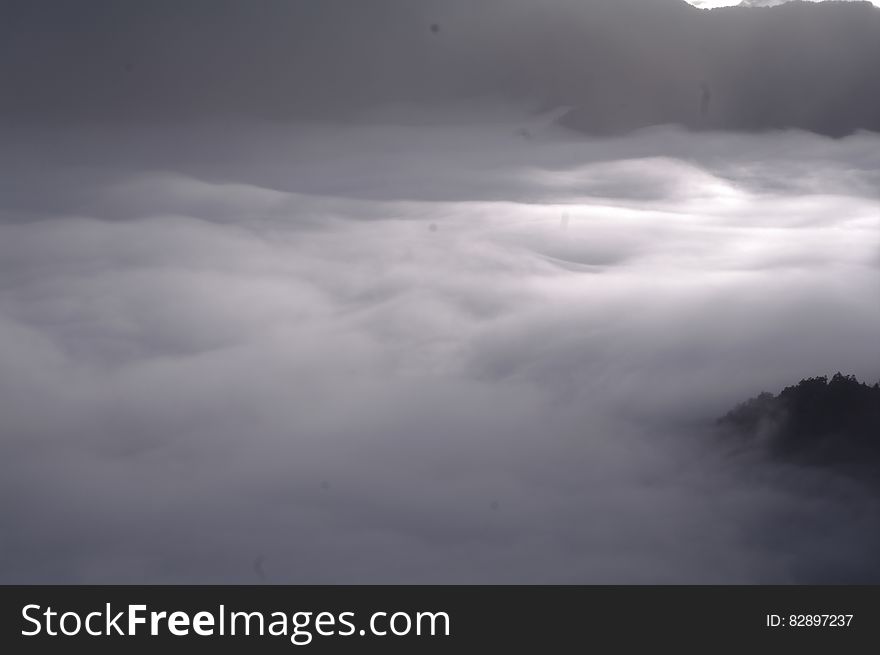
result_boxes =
[1,114,878,583]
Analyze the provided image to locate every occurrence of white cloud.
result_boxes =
[0,119,878,583]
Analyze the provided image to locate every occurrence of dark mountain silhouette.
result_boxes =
[719,374,880,479]
[2,0,880,136]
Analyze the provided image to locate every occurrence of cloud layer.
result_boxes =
[0,119,878,583]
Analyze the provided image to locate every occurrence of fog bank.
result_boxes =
[1,119,878,582]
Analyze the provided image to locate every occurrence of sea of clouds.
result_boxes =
[1,116,878,583]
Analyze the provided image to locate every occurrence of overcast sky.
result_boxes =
[3,0,879,136]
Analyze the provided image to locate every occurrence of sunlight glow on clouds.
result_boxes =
[687,0,880,8]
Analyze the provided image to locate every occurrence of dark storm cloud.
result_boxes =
[2,0,880,136]
[0,117,878,583]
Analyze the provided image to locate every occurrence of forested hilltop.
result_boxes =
[720,374,880,478]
